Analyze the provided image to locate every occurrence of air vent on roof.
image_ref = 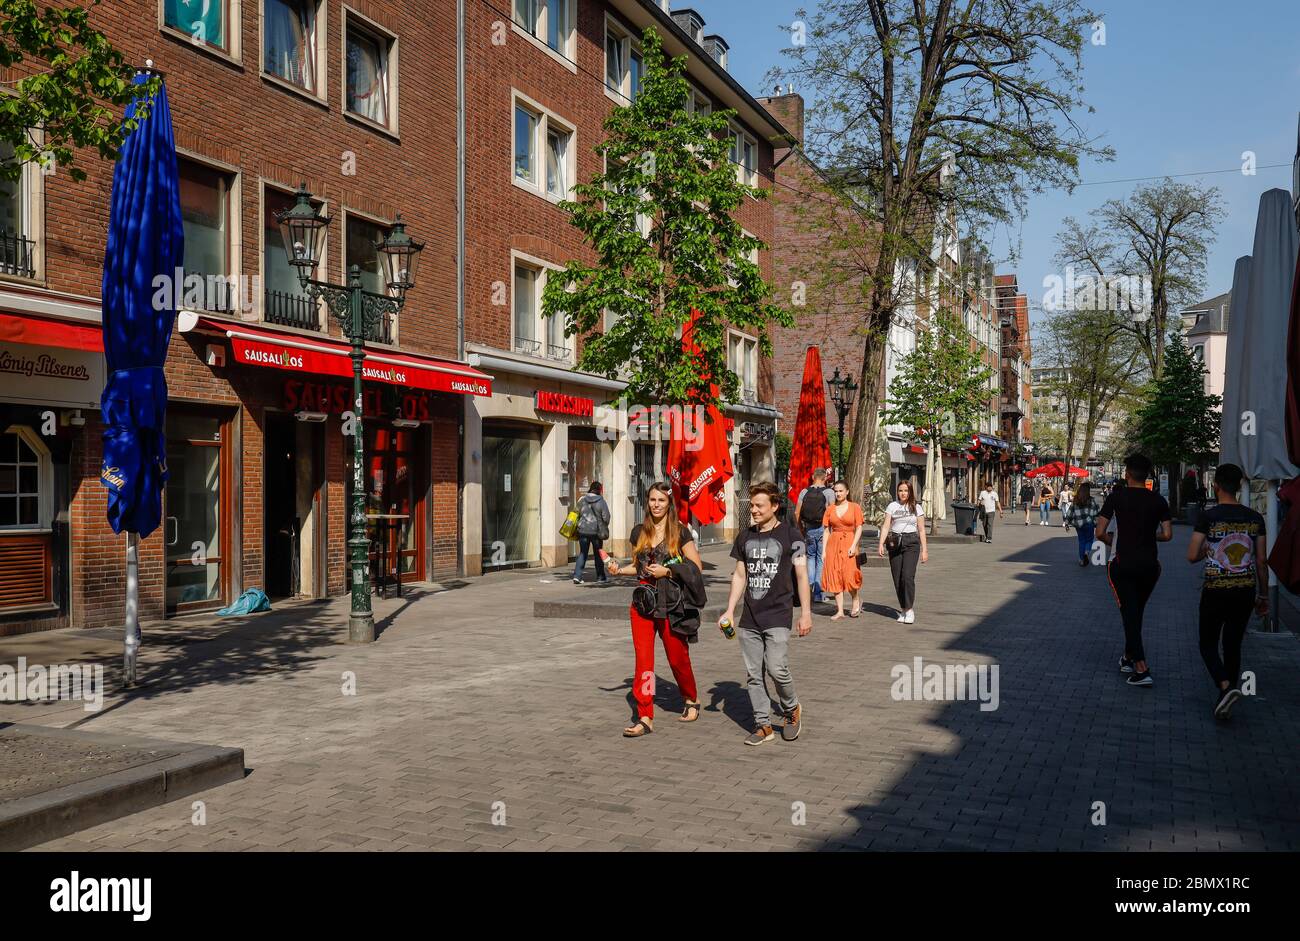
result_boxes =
[672,8,706,45]
[704,34,729,69]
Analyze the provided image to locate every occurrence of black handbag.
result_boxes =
[885,532,901,552]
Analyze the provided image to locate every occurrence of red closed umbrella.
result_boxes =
[787,346,834,506]
[666,310,733,526]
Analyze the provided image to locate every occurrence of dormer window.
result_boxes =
[671,8,706,45]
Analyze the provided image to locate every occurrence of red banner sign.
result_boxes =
[283,380,434,421]
[535,390,594,417]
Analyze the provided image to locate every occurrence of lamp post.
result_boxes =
[275,184,423,644]
[826,366,857,478]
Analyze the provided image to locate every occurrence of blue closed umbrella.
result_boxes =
[99,69,184,683]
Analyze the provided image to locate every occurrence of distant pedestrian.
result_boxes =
[878,480,928,623]
[720,481,812,746]
[1065,482,1099,566]
[1059,485,1074,529]
[795,467,834,603]
[572,481,611,585]
[976,480,1001,543]
[605,482,703,737]
[820,480,863,619]
[1096,453,1173,688]
[1038,484,1054,525]
[1187,463,1268,720]
[1019,481,1035,525]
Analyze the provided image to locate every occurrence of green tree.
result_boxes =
[881,312,993,531]
[543,27,788,410]
[0,0,158,182]
[775,0,1111,496]
[1132,332,1220,508]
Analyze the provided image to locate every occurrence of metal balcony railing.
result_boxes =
[513,337,543,355]
[0,229,36,279]
[545,342,571,361]
[364,311,393,344]
[264,289,322,331]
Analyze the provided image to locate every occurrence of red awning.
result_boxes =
[0,312,103,352]
[184,317,492,396]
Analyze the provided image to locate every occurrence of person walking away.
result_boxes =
[795,468,834,603]
[1096,454,1172,688]
[976,480,1001,543]
[878,480,928,623]
[604,482,702,737]
[1059,484,1074,530]
[1066,482,1099,566]
[820,480,863,619]
[573,481,611,584]
[720,481,813,746]
[1019,481,1035,525]
[1186,463,1268,719]
[1038,483,1055,525]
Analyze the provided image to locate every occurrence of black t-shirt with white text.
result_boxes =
[1099,485,1171,566]
[730,520,802,630]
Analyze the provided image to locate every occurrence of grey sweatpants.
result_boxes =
[739,625,798,727]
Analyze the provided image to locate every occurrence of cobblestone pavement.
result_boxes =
[6,518,1300,851]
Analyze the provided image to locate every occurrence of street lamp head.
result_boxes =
[275,183,330,282]
[377,214,424,299]
[827,366,844,407]
[843,375,858,409]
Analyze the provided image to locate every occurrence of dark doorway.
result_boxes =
[264,412,298,599]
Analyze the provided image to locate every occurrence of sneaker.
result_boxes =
[572,578,583,585]
[1079,558,1087,567]
[896,611,907,622]
[781,705,802,741]
[1118,657,1135,674]
[1214,687,1242,720]
[904,610,915,624]
[1126,670,1153,687]
[744,726,777,746]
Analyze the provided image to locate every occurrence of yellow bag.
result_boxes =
[559,510,580,540]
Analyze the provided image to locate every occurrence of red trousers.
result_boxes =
[629,604,698,719]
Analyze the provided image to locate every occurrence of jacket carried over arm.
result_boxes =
[663,558,709,643]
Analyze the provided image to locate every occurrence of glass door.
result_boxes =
[482,426,541,567]
[165,411,229,614]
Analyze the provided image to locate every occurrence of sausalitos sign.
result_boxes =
[283,379,435,421]
[534,390,594,418]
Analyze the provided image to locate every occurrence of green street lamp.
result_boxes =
[826,366,857,477]
[276,184,424,644]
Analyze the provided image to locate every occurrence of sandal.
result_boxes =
[623,718,654,738]
[849,604,861,618]
[679,701,701,722]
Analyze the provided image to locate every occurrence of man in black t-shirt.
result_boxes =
[721,481,813,746]
[1097,453,1173,687]
[1187,463,1268,719]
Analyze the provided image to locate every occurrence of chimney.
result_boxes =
[758,89,804,146]
[704,34,729,70]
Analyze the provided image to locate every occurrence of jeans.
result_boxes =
[888,531,921,610]
[738,624,797,727]
[981,509,994,541]
[1039,502,1051,523]
[573,534,607,582]
[1107,560,1161,663]
[1075,523,1095,562]
[804,526,825,598]
[1198,586,1254,688]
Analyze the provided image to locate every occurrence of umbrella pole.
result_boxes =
[124,532,140,686]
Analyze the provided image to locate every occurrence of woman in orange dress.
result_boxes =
[820,480,864,619]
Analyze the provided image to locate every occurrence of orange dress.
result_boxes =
[820,501,863,593]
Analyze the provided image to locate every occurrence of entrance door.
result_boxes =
[165,410,229,614]
[264,413,298,599]
[367,424,424,584]
[482,426,541,567]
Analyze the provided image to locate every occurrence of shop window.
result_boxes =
[263,185,323,330]
[513,94,575,203]
[264,0,324,96]
[0,140,40,281]
[345,213,393,341]
[345,13,397,132]
[178,157,237,314]
[162,0,241,58]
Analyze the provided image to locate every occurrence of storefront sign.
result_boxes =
[283,379,434,421]
[0,341,104,409]
[739,421,774,442]
[534,390,594,418]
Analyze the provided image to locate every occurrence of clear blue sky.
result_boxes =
[688,0,1300,325]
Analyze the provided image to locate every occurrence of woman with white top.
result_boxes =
[877,480,929,622]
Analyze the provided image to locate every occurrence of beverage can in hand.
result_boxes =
[719,616,736,640]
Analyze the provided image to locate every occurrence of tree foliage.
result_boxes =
[543,27,787,409]
[0,0,158,183]
[1132,332,1221,470]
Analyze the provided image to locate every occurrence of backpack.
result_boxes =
[799,486,828,528]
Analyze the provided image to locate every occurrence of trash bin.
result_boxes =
[952,501,979,536]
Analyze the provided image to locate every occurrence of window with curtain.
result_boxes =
[514,106,537,183]
[514,264,538,350]
[0,141,25,239]
[346,24,389,125]
[165,0,226,49]
[265,0,316,90]
[345,215,387,296]
[263,188,303,296]
[178,160,229,286]
[545,127,569,198]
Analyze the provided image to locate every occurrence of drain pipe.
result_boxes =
[456,0,466,358]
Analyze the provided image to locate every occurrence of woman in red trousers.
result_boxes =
[605,482,703,738]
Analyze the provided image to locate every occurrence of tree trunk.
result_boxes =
[845,327,889,504]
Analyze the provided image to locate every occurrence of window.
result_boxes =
[178,158,235,313]
[263,186,322,329]
[0,428,49,530]
[345,213,394,341]
[728,332,757,402]
[163,0,239,55]
[264,0,321,94]
[345,14,396,131]
[729,127,757,186]
[1192,343,1205,362]
[685,87,711,116]
[512,94,575,202]
[513,257,571,362]
[604,20,642,102]
[0,141,37,280]
[513,0,574,60]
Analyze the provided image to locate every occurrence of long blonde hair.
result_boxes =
[632,482,684,558]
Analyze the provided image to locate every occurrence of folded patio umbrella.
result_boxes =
[99,70,185,683]
[1025,461,1088,479]
[1220,255,1253,468]
[666,310,733,526]
[786,346,833,507]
